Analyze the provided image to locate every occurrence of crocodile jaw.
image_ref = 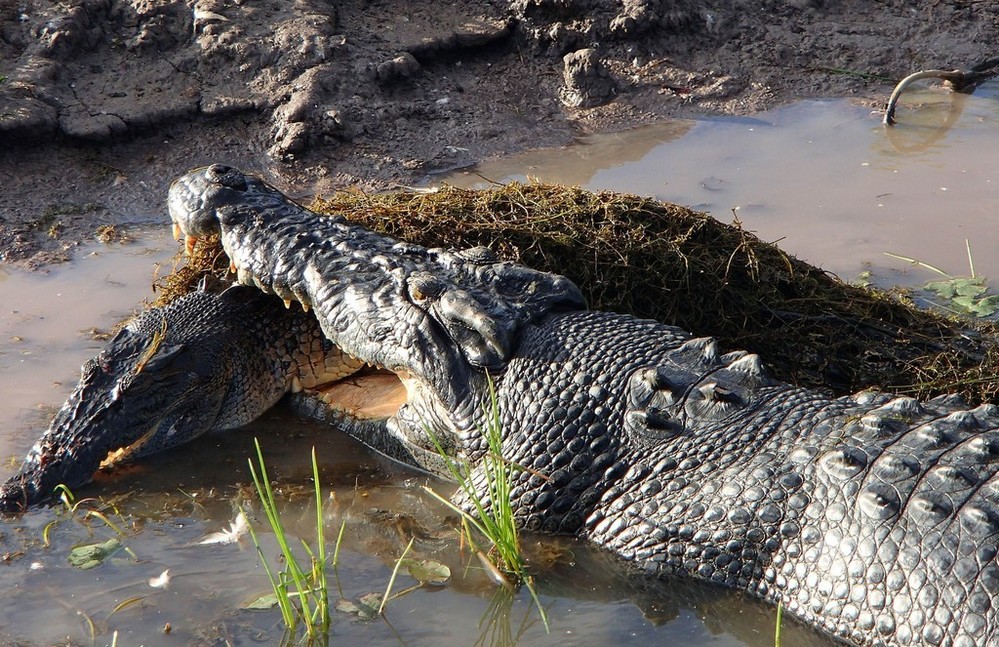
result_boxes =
[307,370,413,420]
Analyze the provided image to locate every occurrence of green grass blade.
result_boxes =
[310,446,330,634]
[331,518,347,600]
[246,458,297,629]
[380,537,415,616]
[246,439,334,638]
[775,601,784,647]
[422,373,549,631]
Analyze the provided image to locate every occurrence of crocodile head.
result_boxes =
[168,164,586,470]
[0,165,584,510]
[0,287,316,512]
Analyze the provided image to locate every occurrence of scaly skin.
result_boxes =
[4,164,999,646]
[0,285,352,511]
[168,166,999,646]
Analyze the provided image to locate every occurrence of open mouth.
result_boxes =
[166,167,467,440]
[305,368,409,421]
[280,321,424,426]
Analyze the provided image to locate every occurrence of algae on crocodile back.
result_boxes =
[153,181,999,404]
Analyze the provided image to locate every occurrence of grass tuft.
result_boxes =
[245,440,334,643]
[423,376,549,631]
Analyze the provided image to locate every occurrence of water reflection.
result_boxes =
[471,119,695,187]
[881,87,969,154]
[446,84,999,288]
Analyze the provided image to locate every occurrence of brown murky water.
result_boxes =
[446,86,999,293]
[1,86,996,645]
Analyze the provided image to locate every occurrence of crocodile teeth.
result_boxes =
[283,299,292,309]
[290,289,312,313]
[291,287,312,312]
[290,376,303,394]
[252,276,273,295]
[229,261,237,274]
[184,235,198,255]
[273,285,297,305]
[172,222,183,241]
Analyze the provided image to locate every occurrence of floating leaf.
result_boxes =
[925,280,957,299]
[954,277,988,298]
[965,295,999,318]
[336,593,382,620]
[406,559,451,586]
[242,593,280,610]
[68,538,121,569]
[335,598,360,614]
[923,276,999,318]
[358,592,382,609]
[978,295,999,313]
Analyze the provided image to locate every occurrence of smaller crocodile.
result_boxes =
[0,285,352,511]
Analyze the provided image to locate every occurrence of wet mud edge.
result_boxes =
[2,0,996,267]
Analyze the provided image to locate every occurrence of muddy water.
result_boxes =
[446,84,999,292]
[3,88,998,646]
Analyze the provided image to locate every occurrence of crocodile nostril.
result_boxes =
[206,164,247,191]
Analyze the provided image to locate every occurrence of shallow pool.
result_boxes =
[445,84,999,292]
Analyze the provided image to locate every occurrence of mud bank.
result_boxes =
[2,0,996,266]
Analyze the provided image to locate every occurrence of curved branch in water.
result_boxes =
[883,57,999,126]
[882,70,964,126]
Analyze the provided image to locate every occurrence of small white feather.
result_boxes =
[198,510,249,545]
[148,569,171,588]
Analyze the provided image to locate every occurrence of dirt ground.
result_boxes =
[2,0,997,268]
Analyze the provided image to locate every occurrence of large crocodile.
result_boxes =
[4,164,999,646]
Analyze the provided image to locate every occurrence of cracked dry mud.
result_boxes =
[2,0,998,268]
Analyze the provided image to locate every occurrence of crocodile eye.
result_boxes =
[456,246,498,264]
[206,164,248,191]
[407,273,444,303]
